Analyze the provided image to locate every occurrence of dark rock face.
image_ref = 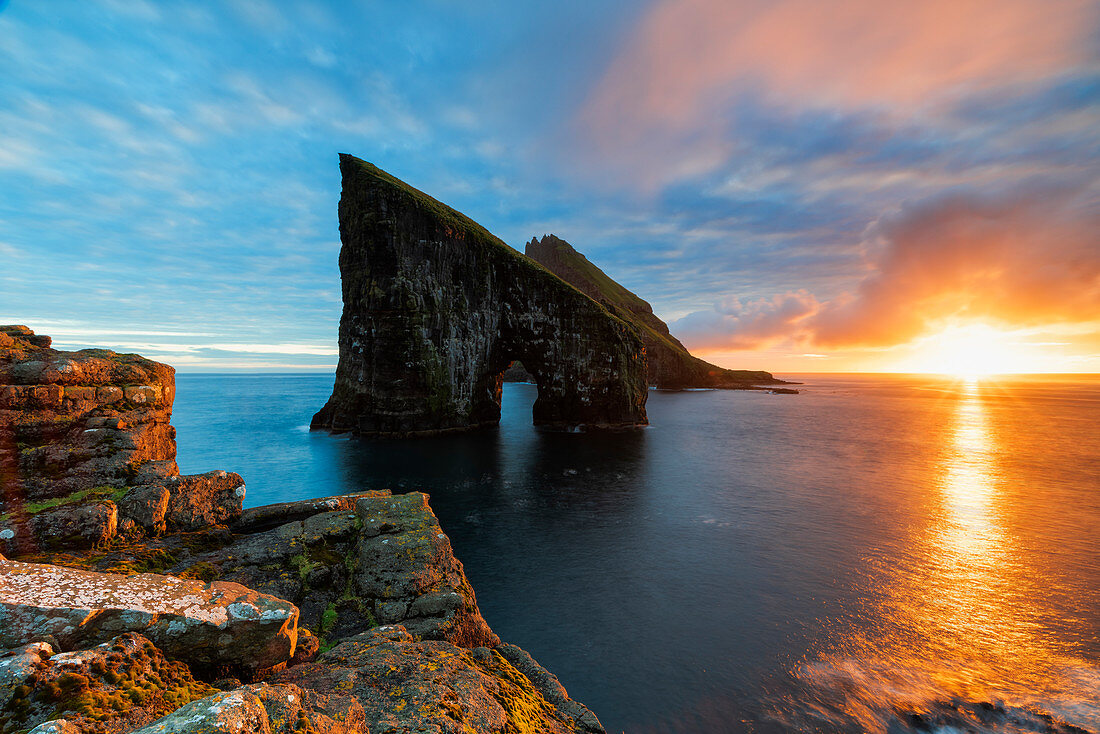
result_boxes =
[312,155,648,436]
[526,235,789,389]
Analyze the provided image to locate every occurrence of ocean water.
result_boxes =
[173,374,1100,734]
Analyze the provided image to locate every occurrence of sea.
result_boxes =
[173,373,1100,734]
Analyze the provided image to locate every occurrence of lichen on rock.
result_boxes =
[276,625,604,734]
[0,561,298,675]
[0,632,215,734]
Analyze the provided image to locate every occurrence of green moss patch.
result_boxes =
[20,485,127,515]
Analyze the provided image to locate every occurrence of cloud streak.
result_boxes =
[581,0,1096,169]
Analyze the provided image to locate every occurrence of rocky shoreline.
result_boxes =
[0,325,604,733]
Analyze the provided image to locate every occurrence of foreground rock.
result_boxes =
[277,625,604,734]
[525,235,792,390]
[0,326,244,555]
[311,154,648,436]
[1,328,610,733]
[0,560,297,675]
[129,682,362,734]
[0,632,215,734]
[204,491,498,649]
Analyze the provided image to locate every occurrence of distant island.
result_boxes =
[524,234,793,391]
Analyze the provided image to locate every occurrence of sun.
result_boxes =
[899,323,1039,378]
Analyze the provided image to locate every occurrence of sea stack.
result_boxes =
[312,154,649,436]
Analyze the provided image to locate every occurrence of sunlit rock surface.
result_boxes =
[276,625,605,734]
[312,154,648,436]
[129,682,362,734]
[0,560,298,674]
[0,632,216,734]
[0,326,244,556]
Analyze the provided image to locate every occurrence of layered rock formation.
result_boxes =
[1,328,606,733]
[526,235,790,390]
[312,154,648,436]
[0,326,245,555]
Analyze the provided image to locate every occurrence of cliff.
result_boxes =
[311,155,648,436]
[525,235,788,389]
[0,328,605,734]
[0,326,244,555]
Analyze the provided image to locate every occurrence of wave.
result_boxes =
[768,656,1100,733]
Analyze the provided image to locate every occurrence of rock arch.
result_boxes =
[311,154,648,436]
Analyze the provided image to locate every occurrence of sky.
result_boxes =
[1,0,1098,374]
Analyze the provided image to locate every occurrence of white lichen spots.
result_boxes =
[234,485,246,498]
[0,560,291,651]
[0,529,14,540]
[437,534,445,539]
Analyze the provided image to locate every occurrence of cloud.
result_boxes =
[671,289,819,350]
[578,0,1098,181]
[673,178,1100,351]
[808,178,1100,346]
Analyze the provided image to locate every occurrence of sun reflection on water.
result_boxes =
[783,378,1100,732]
[939,378,999,559]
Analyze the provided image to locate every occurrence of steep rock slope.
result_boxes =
[312,155,648,436]
[526,235,785,389]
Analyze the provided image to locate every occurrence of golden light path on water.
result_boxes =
[916,377,1043,695]
[789,378,1099,732]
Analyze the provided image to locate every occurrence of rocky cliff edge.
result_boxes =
[0,327,605,734]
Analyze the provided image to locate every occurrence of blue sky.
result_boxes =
[2,0,1098,373]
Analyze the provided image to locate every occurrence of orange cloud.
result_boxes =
[579,0,1095,170]
[808,180,1100,347]
[670,179,1100,351]
[672,289,819,350]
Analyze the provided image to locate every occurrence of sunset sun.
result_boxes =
[901,323,1041,378]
